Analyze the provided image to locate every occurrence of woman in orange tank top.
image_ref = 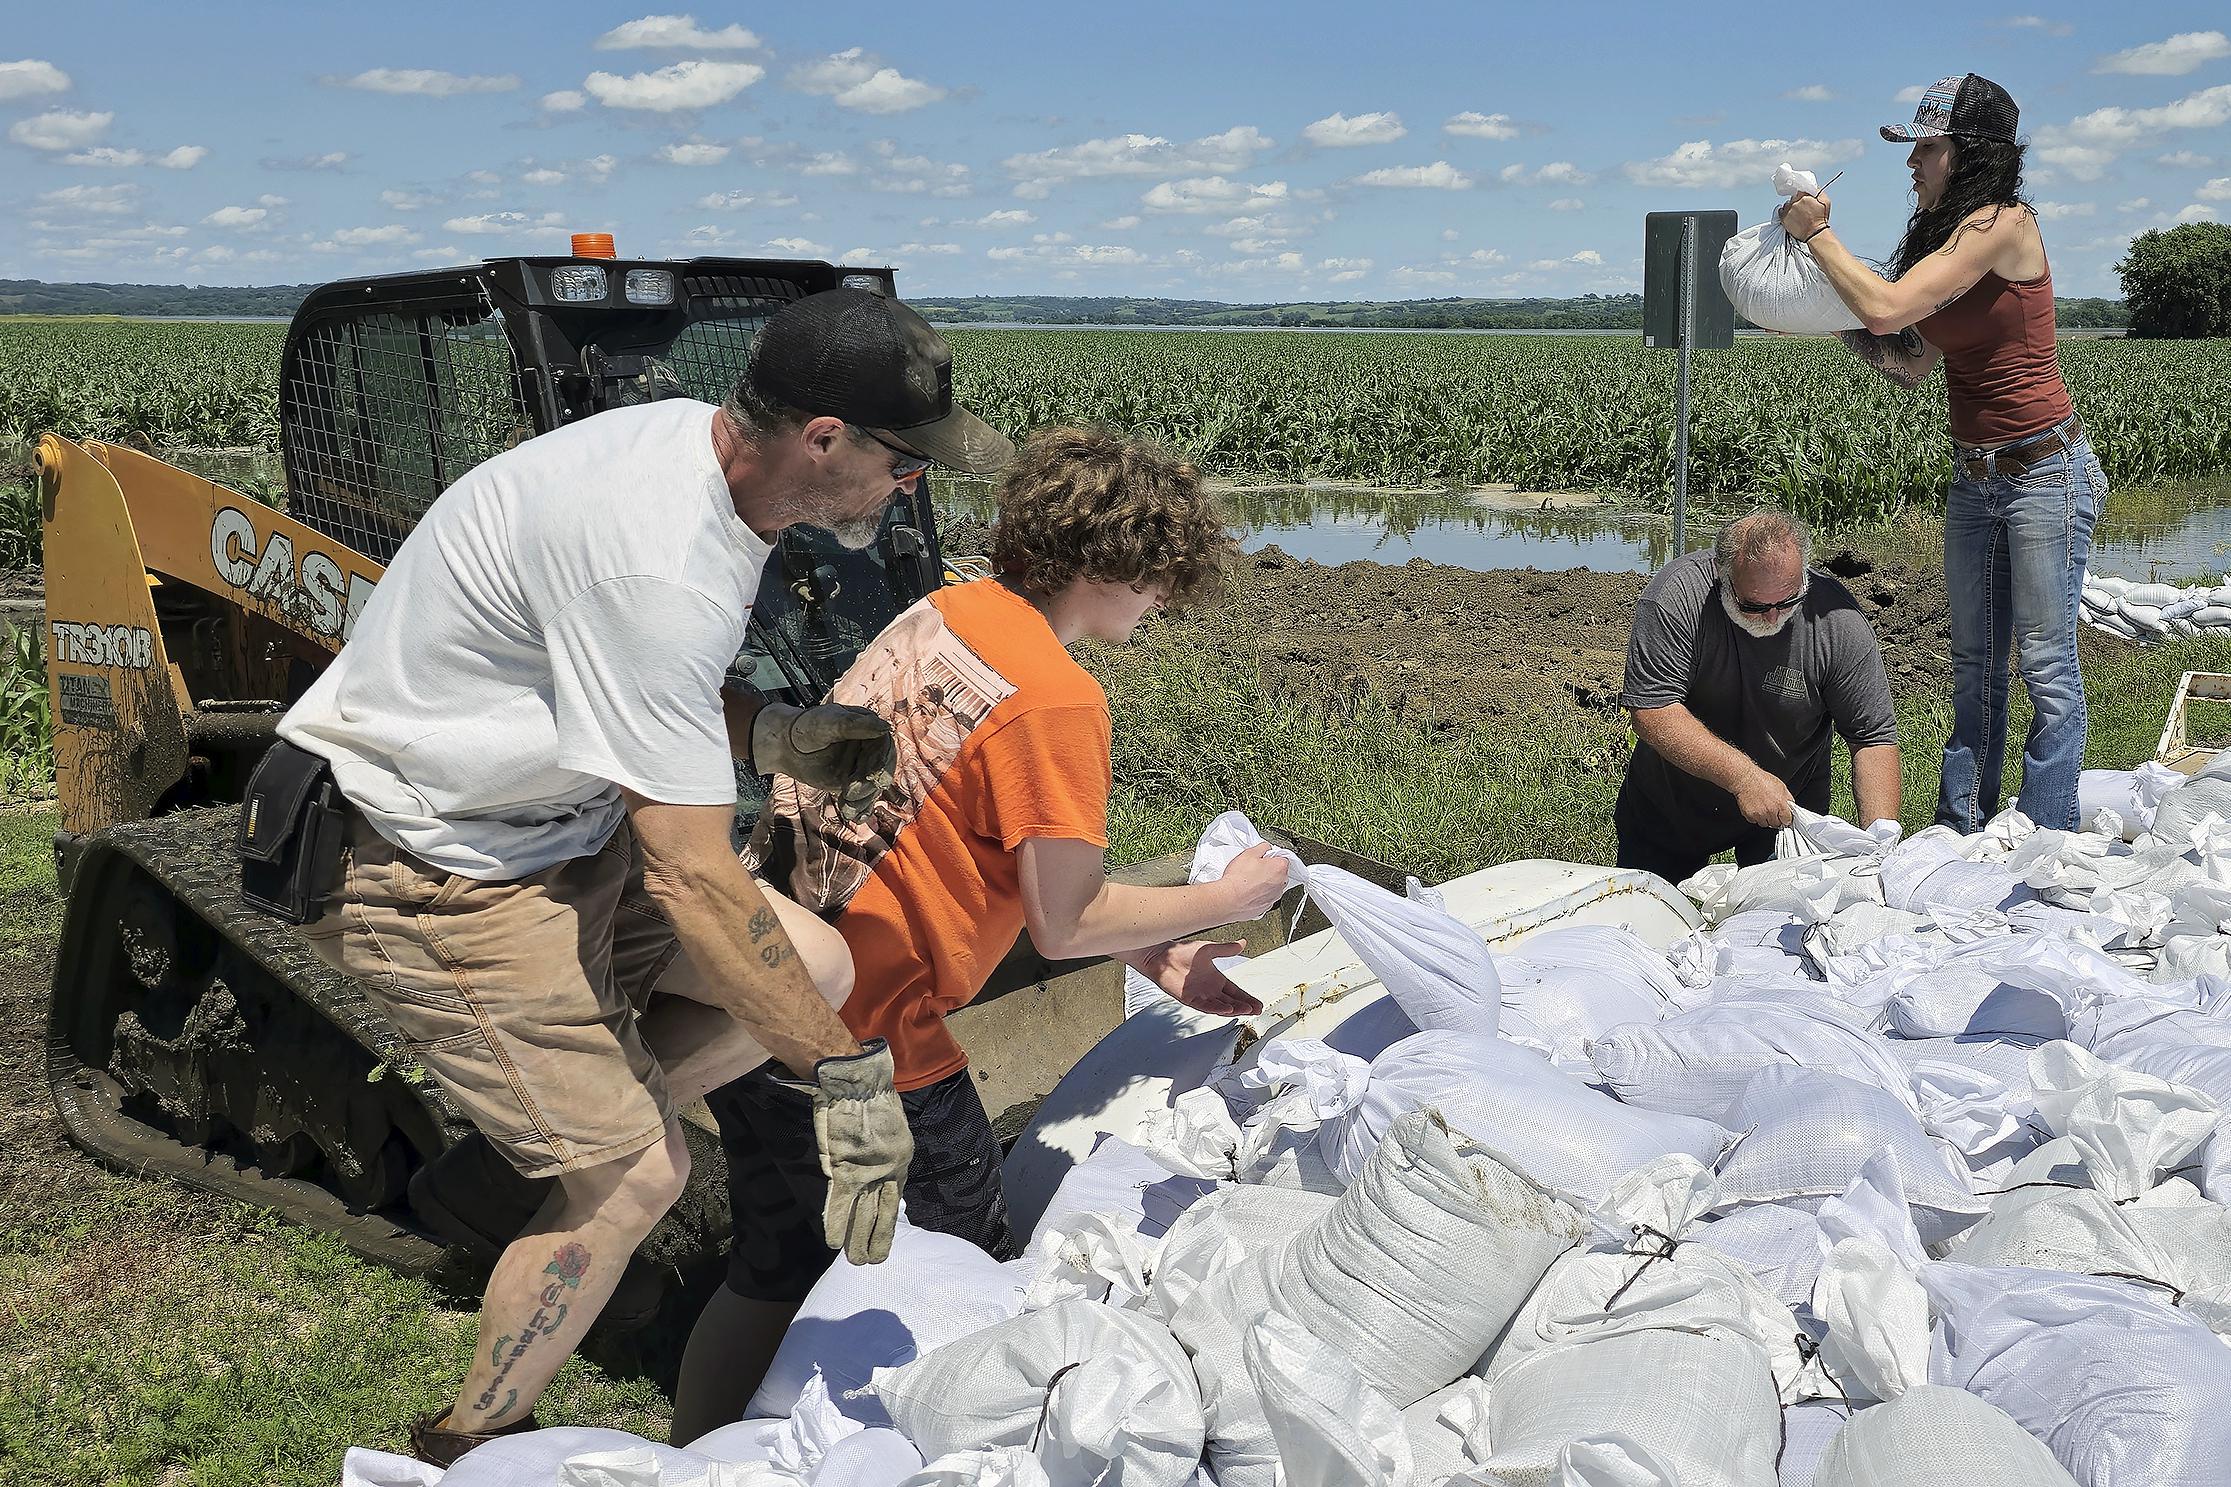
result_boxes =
[1779,73,2106,834]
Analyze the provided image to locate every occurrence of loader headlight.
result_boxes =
[623,269,675,306]
[550,265,608,302]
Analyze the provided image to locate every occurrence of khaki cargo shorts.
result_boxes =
[306,815,697,1179]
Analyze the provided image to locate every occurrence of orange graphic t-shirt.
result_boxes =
[747,579,1113,1090]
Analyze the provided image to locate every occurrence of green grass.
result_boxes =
[1103,626,2231,876]
[0,625,52,801]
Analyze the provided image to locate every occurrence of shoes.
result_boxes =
[407,1407,540,1468]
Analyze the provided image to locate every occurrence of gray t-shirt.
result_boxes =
[1620,551,1896,834]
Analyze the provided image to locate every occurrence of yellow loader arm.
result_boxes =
[36,434,385,837]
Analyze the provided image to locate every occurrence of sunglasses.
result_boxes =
[1733,589,1805,616]
[855,426,933,482]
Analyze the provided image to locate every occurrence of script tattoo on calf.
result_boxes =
[474,1242,592,1423]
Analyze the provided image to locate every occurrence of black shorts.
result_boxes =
[707,1063,1016,1303]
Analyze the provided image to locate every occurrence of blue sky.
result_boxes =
[5,3,2229,301]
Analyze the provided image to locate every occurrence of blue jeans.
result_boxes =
[1936,425,2106,832]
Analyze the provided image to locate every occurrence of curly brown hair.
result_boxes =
[989,426,1237,609]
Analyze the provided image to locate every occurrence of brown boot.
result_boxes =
[407,1408,541,1468]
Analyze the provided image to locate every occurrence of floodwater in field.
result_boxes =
[944,476,2231,584]
[138,446,2231,587]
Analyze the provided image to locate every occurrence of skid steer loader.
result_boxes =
[35,244,1391,1338]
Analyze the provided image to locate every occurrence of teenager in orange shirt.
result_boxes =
[671,426,1292,1439]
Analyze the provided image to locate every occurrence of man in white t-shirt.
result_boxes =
[276,289,1013,1465]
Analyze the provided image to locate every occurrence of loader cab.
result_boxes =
[276,248,949,713]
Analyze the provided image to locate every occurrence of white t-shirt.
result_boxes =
[280,398,772,879]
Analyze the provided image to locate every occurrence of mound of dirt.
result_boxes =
[1129,542,2131,731]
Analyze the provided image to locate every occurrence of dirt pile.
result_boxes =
[1130,543,2132,732]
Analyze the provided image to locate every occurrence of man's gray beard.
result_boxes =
[822,514,884,551]
[1720,582,1801,639]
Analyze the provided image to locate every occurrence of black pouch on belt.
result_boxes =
[237,739,348,924]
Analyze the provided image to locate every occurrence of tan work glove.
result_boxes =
[807,1039,912,1264]
[752,701,897,823]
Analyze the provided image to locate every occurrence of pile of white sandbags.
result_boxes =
[2082,573,2231,641]
[349,792,2231,1487]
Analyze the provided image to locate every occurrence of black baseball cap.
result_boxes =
[746,288,1014,476]
[1881,73,2019,144]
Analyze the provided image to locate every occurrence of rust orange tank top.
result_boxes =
[1916,265,2074,447]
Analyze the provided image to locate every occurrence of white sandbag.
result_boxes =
[1405,1379,1489,1486]
[1689,1202,1831,1310]
[901,1451,1050,1487]
[1879,837,2030,915]
[807,1432,925,1487]
[440,1430,739,1487]
[1022,1211,1158,1312]
[1776,1403,1856,1487]
[1029,1135,1218,1248]
[1716,167,1864,336]
[1306,865,1503,1040]
[1473,1331,1780,1487]
[1324,1030,1730,1206]
[2080,765,2183,840]
[1713,1067,1983,1246]
[2026,1041,2218,1201]
[1243,1310,1414,1487]
[2148,772,2231,844]
[1923,1263,2231,1487]
[1145,1183,1337,1320]
[1810,1386,2078,1487]
[1587,997,1919,1124]
[341,1449,446,1487]
[1493,925,1684,1068]
[871,1301,1203,1487]
[1683,855,1883,926]
[1270,1110,1586,1406]
[750,1223,1028,1425]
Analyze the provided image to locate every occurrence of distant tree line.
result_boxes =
[3,277,2135,331]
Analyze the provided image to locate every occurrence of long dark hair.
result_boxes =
[1888,136,2030,278]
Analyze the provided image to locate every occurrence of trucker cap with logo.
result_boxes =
[745,287,1014,476]
[1881,73,2019,144]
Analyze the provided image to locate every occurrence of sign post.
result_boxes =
[1643,210,1737,556]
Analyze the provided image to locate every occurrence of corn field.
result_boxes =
[4,320,2229,527]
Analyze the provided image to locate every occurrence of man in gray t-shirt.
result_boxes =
[1617,511,1901,886]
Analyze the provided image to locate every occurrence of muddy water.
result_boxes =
[942,479,2231,586]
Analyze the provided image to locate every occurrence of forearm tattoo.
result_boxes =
[475,1241,591,1423]
[746,903,797,969]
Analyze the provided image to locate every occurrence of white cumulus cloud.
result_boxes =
[1142,176,1290,212]
[1894,85,1928,104]
[658,142,731,166]
[1549,197,1585,212]
[2160,151,2216,168]
[521,168,567,185]
[331,68,519,97]
[596,14,761,49]
[584,59,765,112]
[1569,249,1604,265]
[2199,177,2231,200]
[764,236,833,256]
[1004,126,1273,189]
[1623,137,1861,189]
[264,150,350,171]
[0,59,71,100]
[2174,203,2220,223]
[443,210,568,237]
[2096,31,2230,76]
[2033,199,2097,218]
[1303,111,1406,147]
[2047,83,2231,150]
[790,49,946,114]
[202,205,269,229]
[1784,85,1835,102]
[65,144,207,169]
[2036,143,2117,180]
[9,108,111,151]
[381,188,441,210]
[1350,161,1474,189]
[1444,111,1518,140]
[38,183,136,215]
[331,225,420,245]
[541,90,586,113]
[2003,15,2074,37]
